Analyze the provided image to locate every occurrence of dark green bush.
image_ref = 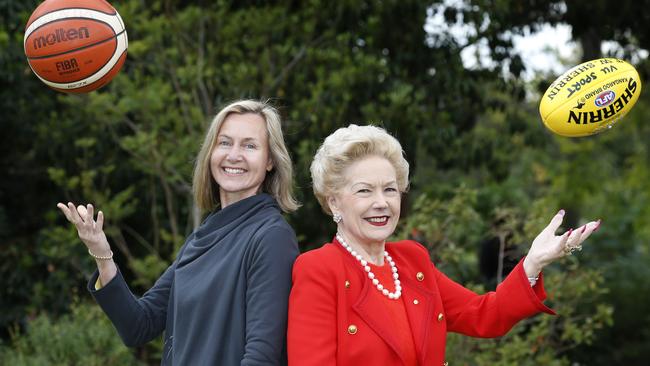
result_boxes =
[0,302,142,366]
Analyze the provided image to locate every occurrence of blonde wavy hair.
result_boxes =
[193,100,299,213]
[310,124,409,215]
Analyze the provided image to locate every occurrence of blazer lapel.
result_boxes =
[352,274,408,365]
[335,239,436,365]
[400,273,435,364]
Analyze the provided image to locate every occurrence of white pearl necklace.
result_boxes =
[336,233,402,300]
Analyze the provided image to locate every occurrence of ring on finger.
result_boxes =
[563,243,582,255]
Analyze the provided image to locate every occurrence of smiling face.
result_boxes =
[328,155,401,248]
[210,112,272,207]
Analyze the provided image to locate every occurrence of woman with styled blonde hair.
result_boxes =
[288,124,600,366]
[58,100,300,365]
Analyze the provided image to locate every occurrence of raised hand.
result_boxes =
[57,202,111,257]
[523,209,601,277]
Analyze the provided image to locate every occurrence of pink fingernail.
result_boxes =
[558,209,565,216]
[567,228,573,236]
[594,219,602,232]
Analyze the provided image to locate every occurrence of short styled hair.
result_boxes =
[310,124,410,215]
[193,99,299,213]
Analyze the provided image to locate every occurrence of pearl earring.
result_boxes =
[333,213,342,223]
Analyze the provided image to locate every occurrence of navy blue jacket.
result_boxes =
[88,194,299,365]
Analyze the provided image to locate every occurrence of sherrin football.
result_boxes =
[539,58,642,137]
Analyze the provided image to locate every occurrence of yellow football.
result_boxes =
[539,58,642,137]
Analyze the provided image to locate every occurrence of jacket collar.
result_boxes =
[332,238,435,365]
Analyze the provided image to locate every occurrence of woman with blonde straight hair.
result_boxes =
[193,99,299,213]
[58,99,300,365]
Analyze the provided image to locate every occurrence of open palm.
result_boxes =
[525,210,600,275]
[57,202,110,253]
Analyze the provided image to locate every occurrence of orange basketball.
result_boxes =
[24,0,128,93]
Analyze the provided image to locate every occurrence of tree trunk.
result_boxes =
[580,28,602,62]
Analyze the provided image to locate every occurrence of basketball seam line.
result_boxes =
[45,36,125,87]
[26,6,116,29]
[60,49,126,90]
[27,29,126,61]
[26,15,121,52]
[67,46,124,85]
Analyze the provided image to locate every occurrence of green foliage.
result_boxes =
[0,302,142,366]
[398,186,485,281]
[442,264,613,366]
[399,184,614,364]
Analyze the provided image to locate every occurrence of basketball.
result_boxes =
[539,58,642,137]
[23,0,128,93]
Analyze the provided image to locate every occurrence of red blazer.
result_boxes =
[287,238,555,366]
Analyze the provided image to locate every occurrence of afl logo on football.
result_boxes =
[595,90,616,107]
